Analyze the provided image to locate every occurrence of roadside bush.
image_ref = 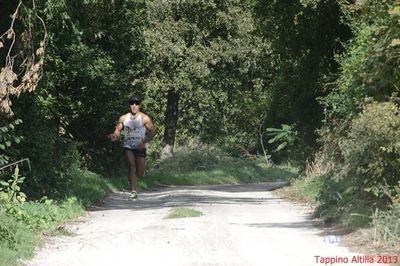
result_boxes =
[0,119,23,167]
[0,161,119,265]
[23,132,82,199]
[0,197,83,266]
[287,175,324,204]
[64,168,117,206]
[153,144,236,174]
[339,101,400,200]
[322,0,400,119]
[144,144,298,187]
[315,174,375,228]
[283,152,333,204]
[0,208,38,265]
[371,183,400,244]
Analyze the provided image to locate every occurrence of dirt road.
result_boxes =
[25,183,386,266]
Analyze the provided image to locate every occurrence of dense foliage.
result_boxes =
[1,0,346,198]
[300,0,400,245]
[316,0,400,207]
[0,0,399,250]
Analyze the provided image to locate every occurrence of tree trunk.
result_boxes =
[161,90,180,159]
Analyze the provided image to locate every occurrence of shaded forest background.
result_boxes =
[1,0,399,213]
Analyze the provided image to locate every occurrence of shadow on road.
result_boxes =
[89,182,289,212]
[194,181,289,192]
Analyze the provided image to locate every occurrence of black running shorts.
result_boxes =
[124,148,147,157]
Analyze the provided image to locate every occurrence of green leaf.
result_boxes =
[0,144,5,150]
[390,39,400,47]
[275,142,287,151]
[0,181,9,186]
[266,127,283,132]
[388,6,400,16]
[5,141,11,147]
[268,136,279,143]
[268,132,287,143]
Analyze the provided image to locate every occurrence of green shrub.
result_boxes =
[322,0,400,120]
[64,168,117,207]
[0,119,23,167]
[0,197,84,266]
[143,145,298,187]
[339,101,400,200]
[24,134,83,199]
[371,183,400,244]
[0,165,117,265]
[0,208,38,265]
[289,175,324,204]
[0,166,27,204]
[152,145,236,174]
[315,174,374,227]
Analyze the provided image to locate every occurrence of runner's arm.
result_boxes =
[143,115,156,144]
[108,115,125,142]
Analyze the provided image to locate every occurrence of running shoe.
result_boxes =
[128,191,138,201]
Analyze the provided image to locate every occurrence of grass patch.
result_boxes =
[280,173,400,255]
[0,169,120,266]
[165,207,204,219]
[0,199,84,266]
[138,146,298,189]
[65,168,123,207]
[371,196,400,245]
[282,175,376,229]
[277,174,329,205]
[0,210,38,266]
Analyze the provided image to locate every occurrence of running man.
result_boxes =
[108,96,156,200]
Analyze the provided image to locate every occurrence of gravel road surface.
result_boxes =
[25,182,387,266]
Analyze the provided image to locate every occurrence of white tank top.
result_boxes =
[123,113,146,149]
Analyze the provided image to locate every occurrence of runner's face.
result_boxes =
[130,102,140,114]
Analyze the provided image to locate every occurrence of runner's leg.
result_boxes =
[136,156,146,179]
[124,149,138,192]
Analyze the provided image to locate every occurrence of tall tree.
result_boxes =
[139,0,264,157]
[13,0,147,171]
